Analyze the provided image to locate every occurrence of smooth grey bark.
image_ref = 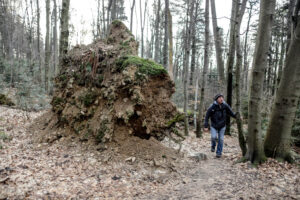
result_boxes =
[246,0,276,164]
[106,0,113,36]
[189,0,199,87]
[287,0,296,53]
[130,0,135,32]
[210,0,225,89]
[154,0,161,62]
[36,0,42,83]
[264,0,300,162]
[139,0,148,58]
[53,0,58,75]
[242,2,253,92]
[183,0,195,136]
[58,0,70,68]
[225,0,238,135]
[276,17,285,89]
[196,0,209,138]
[44,0,50,92]
[163,0,169,69]
[235,0,248,156]
[168,10,173,80]
[102,0,106,37]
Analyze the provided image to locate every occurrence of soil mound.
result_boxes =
[48,20,177,144]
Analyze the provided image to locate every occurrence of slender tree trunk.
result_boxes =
[168,10,173,80]
[183,0,195,136]
[189,1,199,87]
[45,0,51,92]
[163,0,169,69]
[139,0,148,58]
[59,0,70,69]
[130,0,135,32]
[53,0,58,76]
[106,0,113,36]
[286,0,296,54]
[102,0,106,37]
[264,0,300,162]
[235,0,247,156]
[36,0,42,83]
[243,2,253,92]
[272,37,279,95]
[210,0,225,89]
[276,15,285,89]
[246,0,276,164]
[111,0,116,21]
[154,0,161,62]
[225,0,238,135]
[196,0,209,138]
[96,0,101,37]
[194,67,199,128]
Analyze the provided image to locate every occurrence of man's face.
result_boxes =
[217,96,224,104]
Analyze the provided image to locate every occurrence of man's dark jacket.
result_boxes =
[204,101,236,130]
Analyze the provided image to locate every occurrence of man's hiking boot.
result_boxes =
[211,148,215,152]
[216,154,221,158]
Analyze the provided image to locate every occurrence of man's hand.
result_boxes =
[204,128,209,132]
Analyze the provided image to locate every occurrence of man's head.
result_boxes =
[214,94,224,104]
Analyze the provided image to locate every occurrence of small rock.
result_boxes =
[125,157,136,163]
[190,153,208,162]
[112,175,121,180]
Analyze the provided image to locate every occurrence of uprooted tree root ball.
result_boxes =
[47,21,178,144]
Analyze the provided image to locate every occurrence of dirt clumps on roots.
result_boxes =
[36,21,180,161]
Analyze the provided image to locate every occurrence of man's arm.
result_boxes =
[204,105,213,128]
[225,103,236,118]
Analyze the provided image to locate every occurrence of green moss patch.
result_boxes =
[52,97,65,106]
[116,56,167,77]
[96,120,108,143]
[79,91,98,107]
[0,94,15,106]
[166,113,185,128]
[111,19,122,27]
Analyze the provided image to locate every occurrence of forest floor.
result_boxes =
[0,105,299,199]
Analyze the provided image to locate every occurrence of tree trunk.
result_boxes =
[271,37,279,95]
[139,0,148,58]
[59,0,70,69]
[210,0,225,89]
[286,0,296,54]
[154,0,161,62]
[163,0,169,69]
[225,0,238,136]
[111,0,116,21]
[183,0,195,136]
[189,1,199,88]
[196,0,209,138]
[235,0,247,156]
[246,0,276,164]
[53,0,58,76]
[243,2,253,93]
[130,0,135,32]
[36,0,42,83]
[106,0,113,36]
[102,0,106,37]
[168,10,173,80]
[276,15,285,89]
[264,0,300,162]
[45,0,51,92]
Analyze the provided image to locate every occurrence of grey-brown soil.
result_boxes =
[49,20,177,144]
[1,106,299,199]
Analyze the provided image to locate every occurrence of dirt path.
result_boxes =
[0,106,299,199]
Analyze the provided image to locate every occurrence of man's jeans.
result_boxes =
[211,126,226,156]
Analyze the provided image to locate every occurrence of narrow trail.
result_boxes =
[0,106,299,199]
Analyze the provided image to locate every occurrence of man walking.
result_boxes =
[204,94,236,158]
